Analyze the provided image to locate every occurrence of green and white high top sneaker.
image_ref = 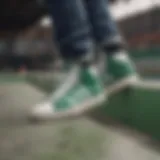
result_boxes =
[107,50,139,84]
[29,63,105,122]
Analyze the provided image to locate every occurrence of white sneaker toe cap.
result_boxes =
[29,102,54,121]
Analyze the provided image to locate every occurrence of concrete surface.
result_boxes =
[0,83,160,160]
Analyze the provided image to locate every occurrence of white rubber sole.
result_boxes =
[29,75,139,122]
[29,93,106,122]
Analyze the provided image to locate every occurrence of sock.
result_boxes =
[102,36,127,54]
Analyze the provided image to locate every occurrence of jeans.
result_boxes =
[47,0,118,59]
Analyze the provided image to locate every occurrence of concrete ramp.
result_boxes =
[0,83,108,160]
[0,83,45,125]
[0,82,160,160]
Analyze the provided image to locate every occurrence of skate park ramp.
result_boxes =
[0,79,160,160]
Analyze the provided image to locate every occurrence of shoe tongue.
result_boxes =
[55,52,95,75]
[81,51,94,61]
[80,55,95,68]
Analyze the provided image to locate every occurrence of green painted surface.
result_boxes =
[93,85,160,141]
[130,47,160,60]
[128,86,160,140]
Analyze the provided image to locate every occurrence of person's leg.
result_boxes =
[85,0,118,44]
[29,0,105,121]
[47,0,93,60]
[85,0,137,81]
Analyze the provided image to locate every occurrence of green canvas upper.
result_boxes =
[53,65,104,111]
[107,52,136,80]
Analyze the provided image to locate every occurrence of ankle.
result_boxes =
[107,50,129,61]
[102,36,127,55]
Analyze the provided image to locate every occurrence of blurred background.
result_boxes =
[0,1,160,160]
[0,0,159,74]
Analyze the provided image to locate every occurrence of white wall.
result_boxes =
[110,0,160,20]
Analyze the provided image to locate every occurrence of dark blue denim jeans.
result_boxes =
[47,0,118,59]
